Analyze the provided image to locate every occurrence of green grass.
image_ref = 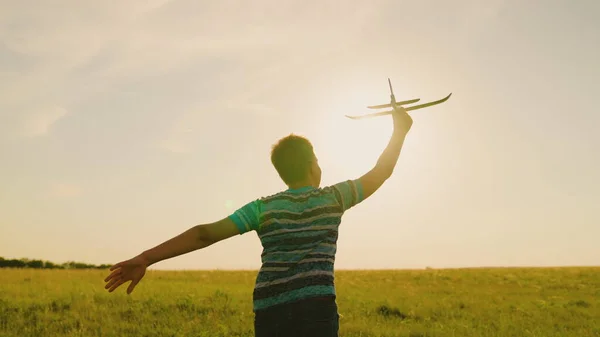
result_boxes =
[1,267,599,336]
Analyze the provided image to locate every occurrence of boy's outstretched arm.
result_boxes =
[138,218,240,266]
[104,217,240,294]
[358,105,413,200]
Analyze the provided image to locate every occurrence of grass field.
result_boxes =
[1,267,599,337]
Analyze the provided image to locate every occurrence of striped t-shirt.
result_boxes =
[228,179,364,311]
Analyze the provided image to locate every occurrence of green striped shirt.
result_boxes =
[229,180,364,311]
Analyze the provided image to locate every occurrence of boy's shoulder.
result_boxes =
[257,185,338,204]
[230,180,363,235]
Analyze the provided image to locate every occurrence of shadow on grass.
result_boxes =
[376,305,409,319]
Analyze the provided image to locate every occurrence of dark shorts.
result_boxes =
[254,296,339,337]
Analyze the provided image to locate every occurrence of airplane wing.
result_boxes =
[367,98,421,109]
[346,93,452,120]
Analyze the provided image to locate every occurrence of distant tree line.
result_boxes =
[0,257,111,269]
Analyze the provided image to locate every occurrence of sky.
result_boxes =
[1,0,598,270]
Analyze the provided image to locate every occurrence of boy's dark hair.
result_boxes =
[271,134,315,185]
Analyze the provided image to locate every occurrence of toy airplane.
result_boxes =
[345,78,451,119]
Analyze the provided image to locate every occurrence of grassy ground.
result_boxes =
[0,267,599,336]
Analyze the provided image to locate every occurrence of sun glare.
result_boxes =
[307,77,439,188]
[312,83,395,180]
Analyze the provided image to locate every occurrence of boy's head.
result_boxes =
[271,134,321,188]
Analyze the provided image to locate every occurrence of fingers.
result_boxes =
[109,261,126,271]
[127,277,141,294]
[104,273,136,294]
[393,104,407,113]
[104,258,145,294]
[391,100,406,112]
[107,278,127,293]
[104,269,122,282]
[104,275,123,290]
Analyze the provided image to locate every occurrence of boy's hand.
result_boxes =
[104,254,148,294]
[392,104,413,135]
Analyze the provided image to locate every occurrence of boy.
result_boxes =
[104,104,413,336]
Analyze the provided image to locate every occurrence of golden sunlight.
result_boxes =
[311,82,395,179]
[310,79,438,184]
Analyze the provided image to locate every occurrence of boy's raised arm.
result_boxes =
[358,106,413,200]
